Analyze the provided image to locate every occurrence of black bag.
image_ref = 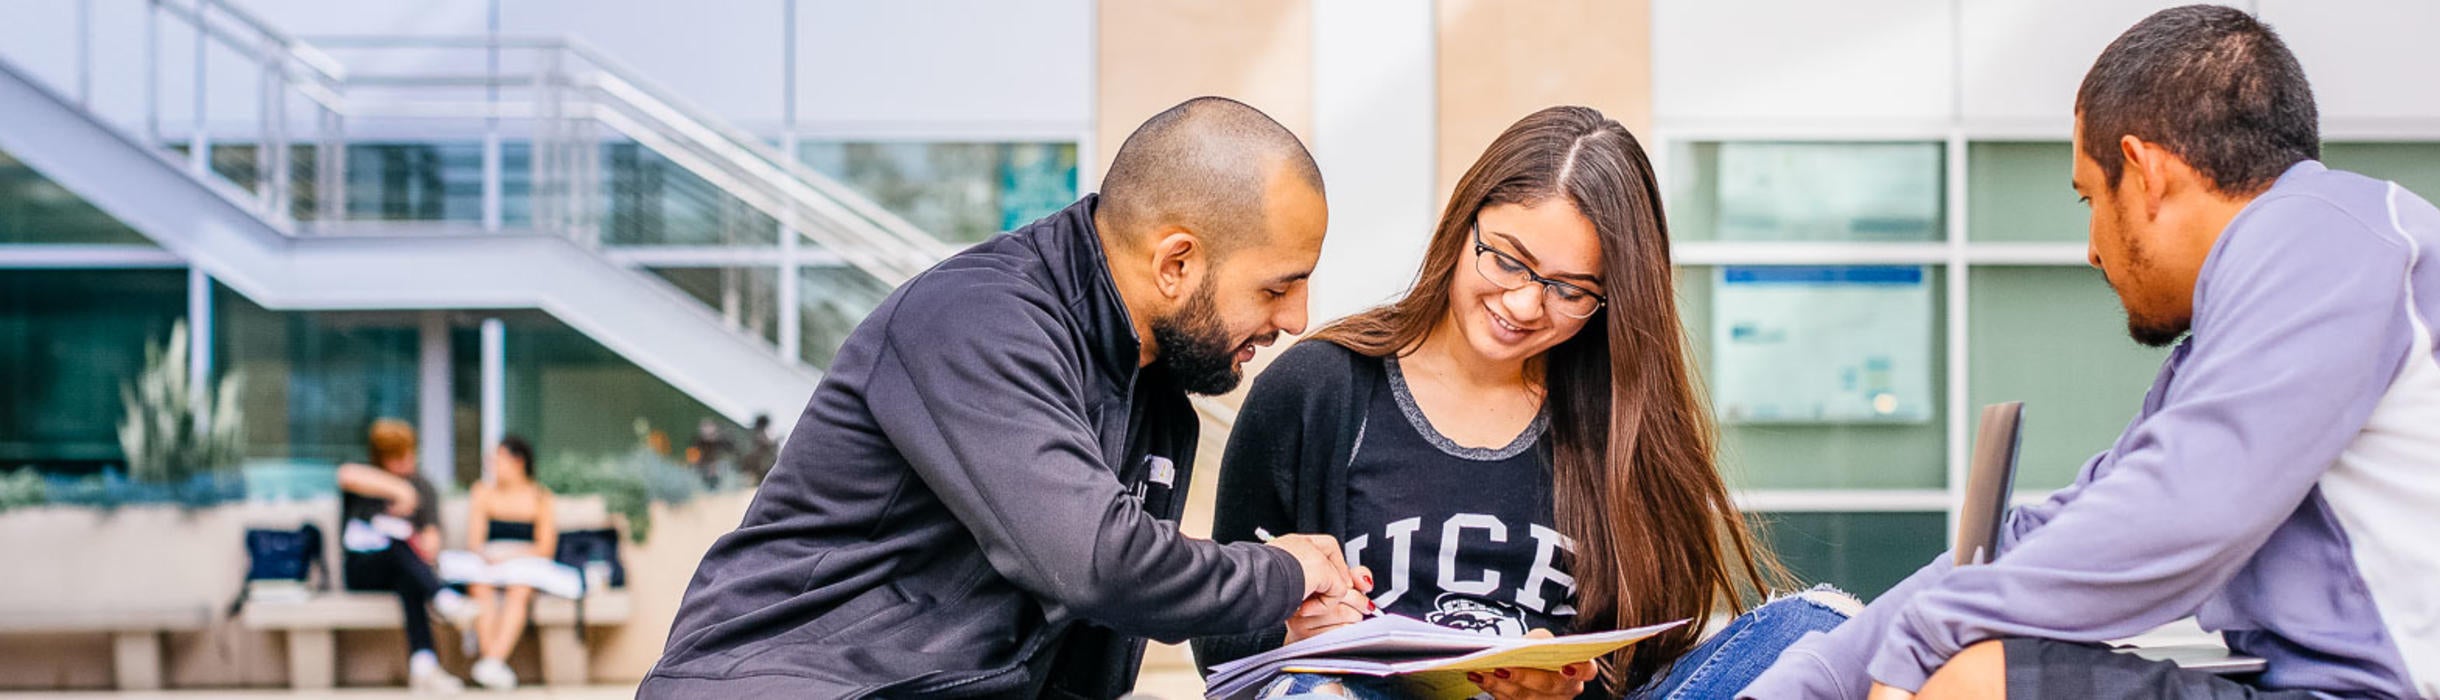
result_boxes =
[553,528,625,589]
[551,528,624,642]
[227,523,328,616]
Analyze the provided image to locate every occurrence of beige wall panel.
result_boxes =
[1095,0,1317,185]
[1436,0,1654,203]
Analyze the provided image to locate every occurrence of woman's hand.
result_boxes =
[1466,630,1599,700]
[1282,586,1375,644]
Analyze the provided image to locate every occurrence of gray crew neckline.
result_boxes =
[1383,355,1548,461]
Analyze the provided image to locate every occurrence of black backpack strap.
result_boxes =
[225,570,253,618]
[574,574,589,645]
[302,523,331,592]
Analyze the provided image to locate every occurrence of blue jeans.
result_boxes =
[1259,587,1852,700]
[1628,586,1853,699]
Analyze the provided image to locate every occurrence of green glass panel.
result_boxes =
[2323,142,2440,201]
[602,142,776,246]
[500,317,741,467]
[343,142,536,226]
[1678,266,1949,490]
[0,148,153,245]
[1967,267,2168,493]
[1966,141,2088,243]
[212,288,421,464]
[798,265,894,370]
[647,266,782,346]
[799,141,1080,245]
[0,270,187,469]
[1753,511,1945,600]
[1666,141,1945,243]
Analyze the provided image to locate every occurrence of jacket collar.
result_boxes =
[1028,194,1146,388]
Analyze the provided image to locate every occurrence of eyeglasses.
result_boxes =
[1471,223,1608,319]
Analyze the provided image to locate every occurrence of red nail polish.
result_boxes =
[1495,669,1511,679]
[1467,673,1483,684]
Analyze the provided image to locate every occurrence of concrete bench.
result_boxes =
[0,606,213,690]
[239,591,630,689]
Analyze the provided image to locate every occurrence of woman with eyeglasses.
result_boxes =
[1192,107,1856,700]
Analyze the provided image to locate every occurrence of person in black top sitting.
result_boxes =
[1195,107,1857,700]
[336,418,478,693]
[460,435,558,691]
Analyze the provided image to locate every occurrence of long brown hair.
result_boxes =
[1310,106,1788,690]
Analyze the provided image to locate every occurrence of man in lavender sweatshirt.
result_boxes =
[1741,5,2440,699]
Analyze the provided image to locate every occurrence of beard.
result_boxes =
[2125,308,2189,348]
[1150,280,1266,396]
[2101,215,2191,348]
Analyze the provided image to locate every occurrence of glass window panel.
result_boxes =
[601,142,777,246]
[342,142,536,226]
[1667,141,1945,242]
[799,141,1079,245]
[2323,142,2440,200]
[798,264,895,370]
[1678,265,1949,490]
[1966,141,2087,243]
[500,316,740,465]
[213,288,422,464]
[1753,511,1946,599]
[0,147,153,245]
[646,266,782,346]
[0,270,187,470]
[1968,266,2168,493]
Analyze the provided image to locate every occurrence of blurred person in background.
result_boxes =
[454,435,562,691]
[336,418,479,694]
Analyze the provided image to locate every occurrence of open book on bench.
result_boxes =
[436,550,584,599]
[1204,614,1687,700]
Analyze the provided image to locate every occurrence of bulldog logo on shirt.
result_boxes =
[1424,593,1529,637]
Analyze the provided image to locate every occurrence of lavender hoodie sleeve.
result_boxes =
[1864,195,2416,690]
[1736,449,2110,700]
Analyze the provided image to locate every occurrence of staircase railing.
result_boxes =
[137,1,949,285]
[20,0,950,370]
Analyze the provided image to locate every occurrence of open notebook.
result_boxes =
[1204,615,1686,700]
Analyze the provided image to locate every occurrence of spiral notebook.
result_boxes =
[1203,614,1686,700]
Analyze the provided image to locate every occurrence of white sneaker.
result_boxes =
[432,590,479,630]
[470,657,518,691]
[409,663,465,695]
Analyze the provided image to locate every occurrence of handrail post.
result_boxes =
[266,38,292,223]
[777,0,802,365]
[255,42,274,213]
[480,4,504,233]
[76,0,93,108]
[144,0,159,144]
[531,46,554,238]
[189,0,210,175]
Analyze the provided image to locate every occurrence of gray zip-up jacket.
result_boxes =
[642,195,1306,699]
[1743,161,2440,698]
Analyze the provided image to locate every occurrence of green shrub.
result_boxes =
[540,447,703,543]
[117,320,245,485]
[0,470,45,512]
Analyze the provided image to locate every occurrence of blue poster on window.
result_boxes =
[1714,265,1933,424]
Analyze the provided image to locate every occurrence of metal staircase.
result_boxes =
[0,0,956,428]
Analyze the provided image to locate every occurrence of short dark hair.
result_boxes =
[2077,4,2319,195]
[1097,96,1323,257]
[498,434,535,477]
